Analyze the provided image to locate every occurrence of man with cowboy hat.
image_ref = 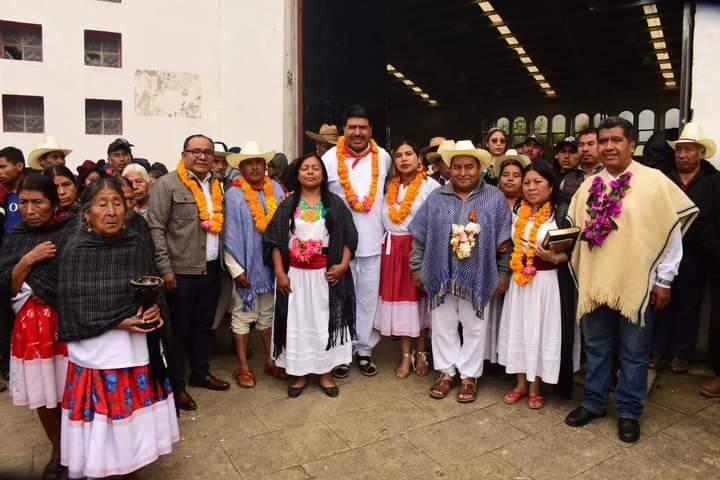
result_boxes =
[27,136,72,172]
[224,141,287,388]
[409,139,512,403]
[147,134,231,411]
[652,123,720,377]
[422,137,452,185]
[306,123,339,158]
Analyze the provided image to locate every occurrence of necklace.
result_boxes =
[336,136,380,212]
[386,171,426,224]
[176,160,224,233]
[510,200,551,286]
[232,176,277,233]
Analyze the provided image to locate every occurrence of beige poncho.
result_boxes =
[568,161,698,325]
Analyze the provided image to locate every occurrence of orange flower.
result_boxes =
[336,137,380,213]
[385,170,426,224]
[510,200,552,286]
[468,210,477,222]
[232,176,277,233]
[176,160,224,234]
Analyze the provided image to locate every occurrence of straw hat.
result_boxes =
[226,141,275,169]
[496,149,531,169]
[27,136,72,170]
[305,124,339,145]
[439,139,492,170]
[668,122,716,159]
[425,137,452,163]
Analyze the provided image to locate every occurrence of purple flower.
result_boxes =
[609,179,621,190]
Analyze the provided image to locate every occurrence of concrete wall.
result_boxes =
[691,3,720,168]
[0,0,295,170]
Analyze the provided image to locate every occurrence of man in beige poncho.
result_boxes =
[564,117,698,443]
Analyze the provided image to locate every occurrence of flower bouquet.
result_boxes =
[450,222,481,260]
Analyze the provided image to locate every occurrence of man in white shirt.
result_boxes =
[322,105,390,377]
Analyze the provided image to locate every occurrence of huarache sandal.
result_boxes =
[503,388,527,405]
[265,364,289,380]
[396,353,412,379]
[528,393,545,409]
[413,350,431,377]
[457,378,478,403]
[234,368,256,389]
[430,374,455,399]
[357,356,378,377]
[332,363,351,379]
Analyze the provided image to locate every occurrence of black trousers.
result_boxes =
[709,278,720,376]
[0,302,12,375]
[652,261,706,361]
[167,261,221,390]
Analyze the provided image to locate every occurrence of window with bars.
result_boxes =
[84,30,121,68]
[0,21,42,61]
[2,95,44,132]
[85,99,122,134]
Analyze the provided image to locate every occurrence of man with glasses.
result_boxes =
[148,134,230,411]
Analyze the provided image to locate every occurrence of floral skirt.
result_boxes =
[9,297,68,409]
[373,233,431,337]
[61,362,179,479]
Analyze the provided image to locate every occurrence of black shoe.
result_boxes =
[321,384,339,398]
[565,406,606,427]
[288,381,307,398]
[332,363,351,379]
[618,418,640,443]
[357,356,378,377]
[188,373,231,391]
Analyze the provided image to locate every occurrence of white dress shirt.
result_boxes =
[189,171,220,262]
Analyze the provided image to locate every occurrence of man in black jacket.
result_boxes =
[653,123,718,374]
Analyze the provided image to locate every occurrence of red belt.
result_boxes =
[290,254,328,270]
[525,256,557,271]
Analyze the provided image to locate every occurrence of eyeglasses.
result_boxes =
[184,149,215,158]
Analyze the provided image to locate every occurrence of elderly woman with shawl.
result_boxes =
[56,177,178,479]
[0,174,77,480]
[264,153,358,398]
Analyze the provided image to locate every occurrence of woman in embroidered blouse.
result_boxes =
[373,141,440,378]
[264,153,358,398]
[497,161,579,409]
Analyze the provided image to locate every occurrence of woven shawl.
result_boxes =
[408,181,512,315]
[0,214,79,306]
[263,192,358,357]
[568,161,699,325]
[224,179,285,310]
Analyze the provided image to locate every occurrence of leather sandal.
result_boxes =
[503,388,527,405]
[396,353,412,379]
[357,356,378,377]
[413,350,431,377]
[234,369,256,389]
[332,363,351,379]
[528,393,545,409]
[265,364,289,380]
[430,374,455,399]
[457,378,478,403]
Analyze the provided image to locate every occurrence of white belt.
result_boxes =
[383,231,412,256]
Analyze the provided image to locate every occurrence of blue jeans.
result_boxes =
[581,306,655,421]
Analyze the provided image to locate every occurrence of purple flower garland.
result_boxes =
[580,172,633,249]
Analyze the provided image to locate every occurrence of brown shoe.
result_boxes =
[264,364,289,380]
[189,373,231,391]
[457,378,478,403]
[671,358,689,374]
[430,374,455,399]
[175,390,198,411]
[700,377,720,398]
[234,369,257,389]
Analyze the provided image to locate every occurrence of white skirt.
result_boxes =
[274,266,352,376]
[498,270,563,384]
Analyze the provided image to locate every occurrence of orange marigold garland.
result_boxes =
[385,170,426,224]
[510,200,552,286]
[336,136,380,212]
[232,176,277,233]
[176,160,224,234]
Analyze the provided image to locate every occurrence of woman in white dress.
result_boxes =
[498,160,579,409]
[264,153,358,398]
[374,141,439,378]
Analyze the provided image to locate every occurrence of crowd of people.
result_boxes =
[0,103,719,479]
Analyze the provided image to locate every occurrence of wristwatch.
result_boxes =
[655,278,673,288]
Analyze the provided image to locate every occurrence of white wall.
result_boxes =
[691,4,720,168]
[0,0,295,170]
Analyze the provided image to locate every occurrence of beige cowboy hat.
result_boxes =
[226,141,275,169]
[425,137,452,163]
[496,149,531,169]
[305,124,339,145]
[440,139,492,170]
[27,136,72,170]
[668,122,716,159]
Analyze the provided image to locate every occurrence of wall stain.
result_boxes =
[135,69,201,118]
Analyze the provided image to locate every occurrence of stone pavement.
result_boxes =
[1,332,720,480]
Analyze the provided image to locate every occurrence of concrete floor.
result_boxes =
[1,332,719,480]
